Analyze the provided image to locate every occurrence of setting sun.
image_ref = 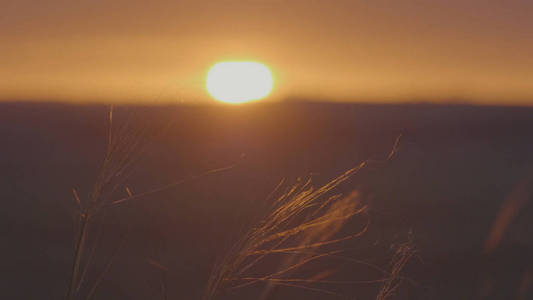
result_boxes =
[206,61,273,104]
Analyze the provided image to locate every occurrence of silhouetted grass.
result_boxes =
[203,137,414,300]
[66,106,235,299]
[66,108,412,299]
[67,106,148,299]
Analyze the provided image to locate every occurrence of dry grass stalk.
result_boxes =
[376,234,416,300]
[66,106,148,300]
[203,163,373,300]
[66,106,234,299]
[204,136,409,300]
[484,175,533,255]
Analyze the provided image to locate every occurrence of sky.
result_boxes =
[1,0,532,105]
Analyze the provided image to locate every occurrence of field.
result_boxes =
[2,101,533,299]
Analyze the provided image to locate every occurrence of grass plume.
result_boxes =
[203,136,411,300]
[204,165,411,299]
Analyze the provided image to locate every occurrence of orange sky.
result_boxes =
[1,0,532,105]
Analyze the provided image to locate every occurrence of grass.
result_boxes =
[66,106,148,299]
[203,159,414,300]
[66,107,413,299]
[202,167,369,300]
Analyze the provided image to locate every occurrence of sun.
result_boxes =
[206,61,274,104]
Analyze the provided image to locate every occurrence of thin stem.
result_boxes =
[66,213,89,300]
[107,164,236,207]
[106,105,114,158]
[86,233,127,300]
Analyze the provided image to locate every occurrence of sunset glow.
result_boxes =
[1,1,532,105]
[206,62,273,104]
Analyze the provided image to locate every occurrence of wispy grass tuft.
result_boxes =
[203,168,367,299]
[376,233,416,300]
[66,106,235,300]
[66,105,151,300]
[203,136,412,300]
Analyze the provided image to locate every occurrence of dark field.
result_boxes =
[2,102,533,299]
